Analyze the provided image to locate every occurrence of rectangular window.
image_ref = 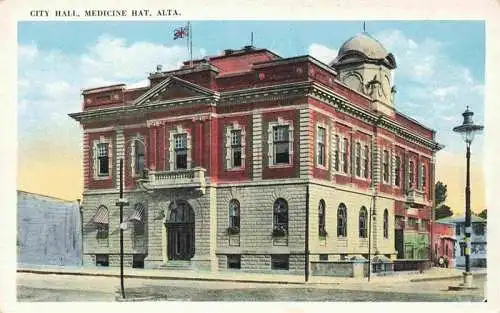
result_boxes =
[456,225,461,236]
[95,254,109,267]
[473,223,485,236]
[134,140,145,175]
[421,164,426,189]
[319,254,328,261]
[355,143,361,177]
[231,130,242,168]
[273,125,290,164]
[342,138,349,173]
[395,156,401,186]
[334,135,340,171]
[383,150,389,183]
[132,254,145,268]
[363,145,369,178]
[460,242,465,256]
[227,255,241,269]
[409,160,415,188]
[97,143,109,176]
[407,217,417,230]
[317,126,326,167]
[174,134,188,169]
[271,255,289,270]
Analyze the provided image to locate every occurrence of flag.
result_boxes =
[173,25,189,40]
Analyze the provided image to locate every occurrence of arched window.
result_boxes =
[229,199,240,230]
[273,198,288,235]
[337,203,347,237]
[318,200,326,236]
[359,206,368,238]
[92,205,109,239]
[131,203,146,236]
[383,209,389,239]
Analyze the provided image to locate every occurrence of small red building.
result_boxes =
[432,222,456,268]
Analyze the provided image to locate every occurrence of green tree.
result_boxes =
[478,209,487,219]
[435,204,453,220]
[434,181,453,219]
[435,181,447,205]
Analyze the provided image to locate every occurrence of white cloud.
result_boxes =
[374,29,484,155]
[18,35,203,153]
[307,43,338,65]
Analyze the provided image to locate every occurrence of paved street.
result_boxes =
[17,272,486,302]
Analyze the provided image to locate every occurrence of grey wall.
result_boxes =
[17,191,82,267]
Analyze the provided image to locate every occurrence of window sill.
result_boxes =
[269,163,293,169]
[315,165,328,170]
[94,175,111,181]
[226,167,245,172]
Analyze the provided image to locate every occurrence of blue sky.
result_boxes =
[17,21,486,210]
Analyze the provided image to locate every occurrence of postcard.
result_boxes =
[1,0,499,312]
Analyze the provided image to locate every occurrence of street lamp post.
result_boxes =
[452,106,483,289]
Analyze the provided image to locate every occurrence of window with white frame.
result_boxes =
[225,123,246,170]
[383,150,389,183]
[97,143,110,176]
[395,156,401,187]
[421,163,426,189]
[231,130,242,167]
[363,144,369,179]
[268,120,293,166]
[317,126,326,167]
[355,142,361,177]
[130,136,146,177]
[274,125,289,164]
[409,160,415,188]
[334,135,340,171]
[342,138,349,174]
[168,126,192,171]
[174,134,188,169]
[92,136,112,179]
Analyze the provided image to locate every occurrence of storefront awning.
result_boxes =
[92,206,109,224]
[129,203,145,222]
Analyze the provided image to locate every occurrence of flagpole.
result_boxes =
[189,21,193,67]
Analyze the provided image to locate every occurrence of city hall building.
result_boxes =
[70,32,442,277]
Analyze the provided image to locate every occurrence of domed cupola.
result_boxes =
[331,32,398,115]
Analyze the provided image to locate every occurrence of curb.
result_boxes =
[410,272,486,282]
[17,268,305,285]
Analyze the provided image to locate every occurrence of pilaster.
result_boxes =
[252,112,263,180]
[299,107,311,178]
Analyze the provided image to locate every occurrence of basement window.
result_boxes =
[227,255,241,269]
[271,255,289,270]
[95,254,109,267]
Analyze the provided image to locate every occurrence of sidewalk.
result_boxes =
[16,265,487,286]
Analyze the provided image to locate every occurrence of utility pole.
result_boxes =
[115,159,129,299]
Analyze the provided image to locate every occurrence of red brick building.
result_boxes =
[432,222,456,268]
[70,32,442,277]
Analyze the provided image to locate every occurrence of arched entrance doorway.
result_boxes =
[166,200,195,260]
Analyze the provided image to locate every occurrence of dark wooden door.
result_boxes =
[166,200,195,261]
[167,223,194,260]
